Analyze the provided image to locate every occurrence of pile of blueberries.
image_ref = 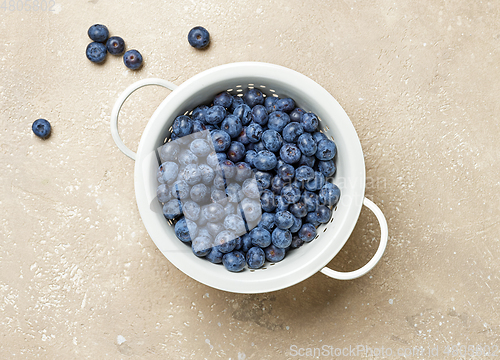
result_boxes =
[156,89,340,272]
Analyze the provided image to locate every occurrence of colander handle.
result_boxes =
[320,197,388,280]
[110,78,178,160]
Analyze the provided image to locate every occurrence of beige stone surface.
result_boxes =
[1,0,500,358]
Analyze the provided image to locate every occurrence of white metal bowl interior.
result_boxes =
[134,62,365,294]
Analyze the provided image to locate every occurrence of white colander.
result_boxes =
[110,62,388,294]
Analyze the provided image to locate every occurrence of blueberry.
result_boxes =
[319,183,341,207]
[290,108,305,122]
[275,211,294,230]
[261,130,283,153]
[280,143,302,164]
[250,227,272,248]
[243,88,264,107]
[178,150,198,166]
[298,223,316,242]
[215,230,238,254]
[316,139,337,161]
[106,36,125,55]
[244,149,257,167]
[272,228,292,248]
[188,26,210,49]
[295,166,315,182]
[298,154,316,168]
[254,171,272,191]
[291,178,305,191]
[221,114,243,139]
[234,236,243,250]
[172,115,193,137]
[202,203,225,222]
[123,49,143,70]
[234,162,253,182]
[182,164,202,185]
[267,111,290,132]
[246,123,263,143]
[275,163,293,183]
[224,203,236,217]
[222,251,246,272]
[175,217,198,242]
[211,130,231,152]
[198,164,215,185]
[289,201,308,218]
[163,199,183,219]
[171,180,190,200]
[192,105,209,123]
[275,98,295,113]
[192,236,212,257]
[271,176,285,195]
[312,131,327,143]
[246,247,266,269]
[206,222,225,237]
[302,191,320,212]
[220,159,236,179]
[213,173,226,190]
[260,189,276,213]
[198,227,213,240]
[190,183,209,203]
[211,188,229,206]
[236,127,251,145]
[206,246,224,263]
[158,162,179,184]
[157,184,172,203]
[190,139,211,157]
[242,178,260,199]
[224,214,246,235]
[301,112,319,132]
[315,205,331,223]
[253,150,277,171]
[240,234,253,253]
[225,182,243,203]
[87,24,109,43]
[282,122,304,143]
[206,105,226,125]
[264,245,286,262]
[86,42,107,63]
[317,160,336,177]
[304,171,325,192]
[275,195,289,212]
[183,200,201,221]
[159,142,180,162]
[240,198,262,222]
[227,141,246,163]
[32,119,51,139]
[291,235,304,248]
[258,212,275,232]
[252,141,266,153]
[281,185,301,204]
[297,133,317,157]
[229,95,245,112]
[265,96,278,113]
[214,91,233,108]
[289,215,302,233]
[305,212,321,227]
[233,104,252,126]
[206,152,223,169]
[251,105,268,125]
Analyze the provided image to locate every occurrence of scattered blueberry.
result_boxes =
[317,160,336,177]
[301,112,319,132]
[289,108,305,122]
[123,49,143,70]
[270,175,285,195]
[297,133,317,156]
[315,205,331,224]
[289,201,308,218]
[157,184,172,203]
[271,228,292,248]
[192,105,209,123]
[190,138,212,157]
[246,123,263,143]
[206,105,226,125]
[277,162,294,182]
[282,122,304,143]
[192,236,212,257]
[251,105,268,125]
[268,111,290,132]
[261,129,283,153]
[227,141,246,163]
[163,199,183,220]
[264,96,278,113]
[32,119,51,139]
[281,184,301,204]
[275,211,294,230]
[253,150,278,171]
[86,42,107,63]
[229,95,245,112]
[258,212,276,232]
[298,223,316,242]
[289,215,302,233]
[254,171,272,191]
[234,162,253,182]
[188,26,210,49]
[295,165,315,182]
[175,217,198,242]
[319,183,341,207]
[190,183,209,203]
[250,227,272,248]
[214,91,233,108]
[88,24,109,43]
[280,143,302,164]
[233,104,252,125]
[182,200,201,221]
[221,115,243,139]
[211,130,231,152]
[106,36,125,55]
[316,139,337,160]
[304,171,325,192]
[206,246,223,263]
[264,245,286,262]
[275,98,295,113]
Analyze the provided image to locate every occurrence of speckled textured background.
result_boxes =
[1,0,500,358]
